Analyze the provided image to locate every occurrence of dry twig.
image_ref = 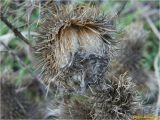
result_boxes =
[0,32,38,51]
[0,13,31,46]
[117,0,128,16]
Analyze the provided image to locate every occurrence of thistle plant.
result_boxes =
[34,1,141,119]
[1,0,158,119]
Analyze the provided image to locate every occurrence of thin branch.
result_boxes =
[0,13,31,46]
[0,32,38,51]
[117,1,128,16]
[145,17,160,40]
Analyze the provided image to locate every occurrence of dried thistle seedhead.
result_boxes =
[35,2,116,88]
[33,2,143,119]
[118,22,148,71]
[90,73,141,119]
[44,73,141,119]
[111,22,158,105]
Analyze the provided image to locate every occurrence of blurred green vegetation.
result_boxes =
[0,0,159,83]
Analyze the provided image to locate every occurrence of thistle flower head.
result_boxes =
[119,22,148,71]
[45,73,141,119]
[90,73,141,119]
[34,2,116,87]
